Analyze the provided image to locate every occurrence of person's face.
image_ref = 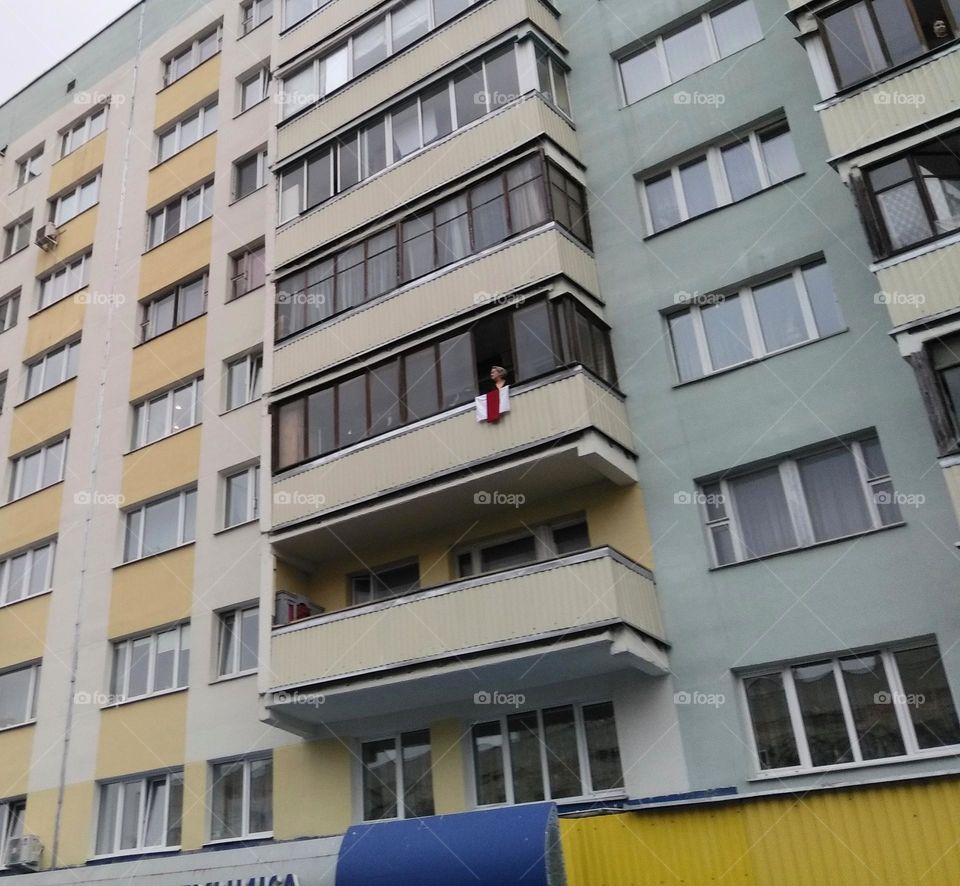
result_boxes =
[490,368,501,382]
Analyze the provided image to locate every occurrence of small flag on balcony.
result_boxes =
[476,386,510,423]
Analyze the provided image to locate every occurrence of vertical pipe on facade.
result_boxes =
[49,2,147,868]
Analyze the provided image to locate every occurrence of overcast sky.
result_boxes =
[0,0,139,103]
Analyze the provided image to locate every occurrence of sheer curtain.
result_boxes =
[730,466,797,557]
[798,447,871,541]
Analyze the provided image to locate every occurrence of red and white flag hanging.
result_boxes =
[476,386,511,423]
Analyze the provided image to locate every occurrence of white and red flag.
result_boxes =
[475,386,511,423]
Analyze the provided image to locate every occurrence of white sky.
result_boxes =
[0,0,140,103]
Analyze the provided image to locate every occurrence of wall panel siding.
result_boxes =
[154,56,221,128]
[876,240,960,327]
[49,131,107,195]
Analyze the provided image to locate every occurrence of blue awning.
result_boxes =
[335,803,566,886]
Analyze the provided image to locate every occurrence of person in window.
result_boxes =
[490,365,508,389]
[477,366,510,423]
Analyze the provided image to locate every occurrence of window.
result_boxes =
[217,605,258,676]
[239,66,270,111]
[234,149,268,199]
[0,800,25,866]
[110,624,190,703]
[123,488,197,562]
[284,0,327,28]
[914,333,960,455]
[2,215,31,259]
[224,465,259,528]
[52,174,100,225]
[862,133,960,256]
[230,243,265,299]
[15,146,43,187]
[456,518,589,578]
[0,376,6,414]
[620,0,762,104]
[241,0,273,33]
[9,437,67,502]
[0,541,55,607]
[225,352,262,410]
[24,341,79,400]
[669,260,845,382]
[140,274,206,341]
[0,291,20,333]
[362,731,434,820]
[157,102,217,162]
[147,181,214,248]
[642,121,801,233]
[278,44,520,208]
[163,25,222,86]
[473,701,622,805]
[535,46,570,114]
[743,642,960,773]
[821,0,960,91]
[275,297,612,468]
[210,755,272,840]
[0,664,39,729]
[276,155,584,338]
[132,377,203,448]
[701,434,901,566]
[95,771,183,856]
[38,252,92,309]
[351,562,419,604]
[60,107,107,158]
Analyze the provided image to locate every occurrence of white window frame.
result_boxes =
[0,541,56,608]
[230,243,265,300]
[146,181,214,249]
[110,624,190,703]
[741,644,960,776]
[156,102,218,162]
[15,147,43,187]
[701,436,900,567]
[0,663,40,729]
[2,215,32,259]
[239,66,271,112]
[471,700,623,806]
[241,0,274,34]
[131,377,203,449]
[123,488,197,563]
[51,174,100,226]
[9,437,68,502]
[0,798,26,865]
[24,340,80,399]
[209,755,272,841]
[216,605,259,677]
[669,261,844,380]
[225,351,262,410]
[0,291,20,333]
[223,465,260,528]
[234,150,269,200]
[360,729,433,821]
[140,274,208,342]
[640,122,800,234]
[38,253,92,310]
[0,375,6,414]
[94,771,183,857]
[60,107,107,158]
[163,25,223,87]
[454,516,589,577]
[283,0,332,30]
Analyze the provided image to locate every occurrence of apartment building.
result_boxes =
[0,0,958,883]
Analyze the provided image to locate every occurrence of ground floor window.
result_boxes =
[95,772,183,855]
[210,755,272,840]
[361,730,434,820]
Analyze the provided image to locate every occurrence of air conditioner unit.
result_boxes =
[275,591,323,626]
[4,834,42,871]
[35,222,59,252]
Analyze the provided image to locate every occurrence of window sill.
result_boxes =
[126,421,201,455]
[643,174,805,239]
[54,201,99,229]
[475,791,627,812]
[0,245,29,264]
[0,720,36,735]
[134,312,207,348]
[203,833,273,848]
[18,375,78,407]
[150,131,217,172]
[672,329,849,387]
[748,744,960,781]
[143,217,212,255]
[229,183,268,207]
[226,282,265,304]
[99,685,188,710]
[89,846,182,863]
[234,96,271,119]
[219,398,259,418]
[213,518,259,537]
[113,540,196,570]
[209,669,257,686]
[238,18,272,40]
[29,286,89,319]
[5,480,65,507]
[0,589,52,611]
[870,228,960,273]
[708,522,907,571]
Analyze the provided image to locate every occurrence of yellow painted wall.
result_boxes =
[128,316,207,402]
[179,760,207,850]
[155,57,221,127]
[560,777,960,885]
[35,209,98,277]
[49,131,106,194]
[10,380,76,455]
[0,485,63,553]
[122,425,201,505]
[273,740,352,839]
[0,725,34,796]
[109,544,194,638]
[138,220,211,299]
[23,781,95,867]
[0,593,50,669]
[147,135,217,207]
[25,294,86,359]
[430,719,467,815]
[96,692,187,779]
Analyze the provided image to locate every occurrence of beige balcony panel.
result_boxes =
[276,0,562,159]
[274,228,599,389]
[821,48,960,158]
[272,370,634,528]
[275,95,579,267]
[875,240,960,327]
[269,548,664,690]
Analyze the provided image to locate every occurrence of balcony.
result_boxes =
[876,238,960,327]
[265,547,667,730]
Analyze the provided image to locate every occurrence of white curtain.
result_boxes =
[731,467,797,557]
